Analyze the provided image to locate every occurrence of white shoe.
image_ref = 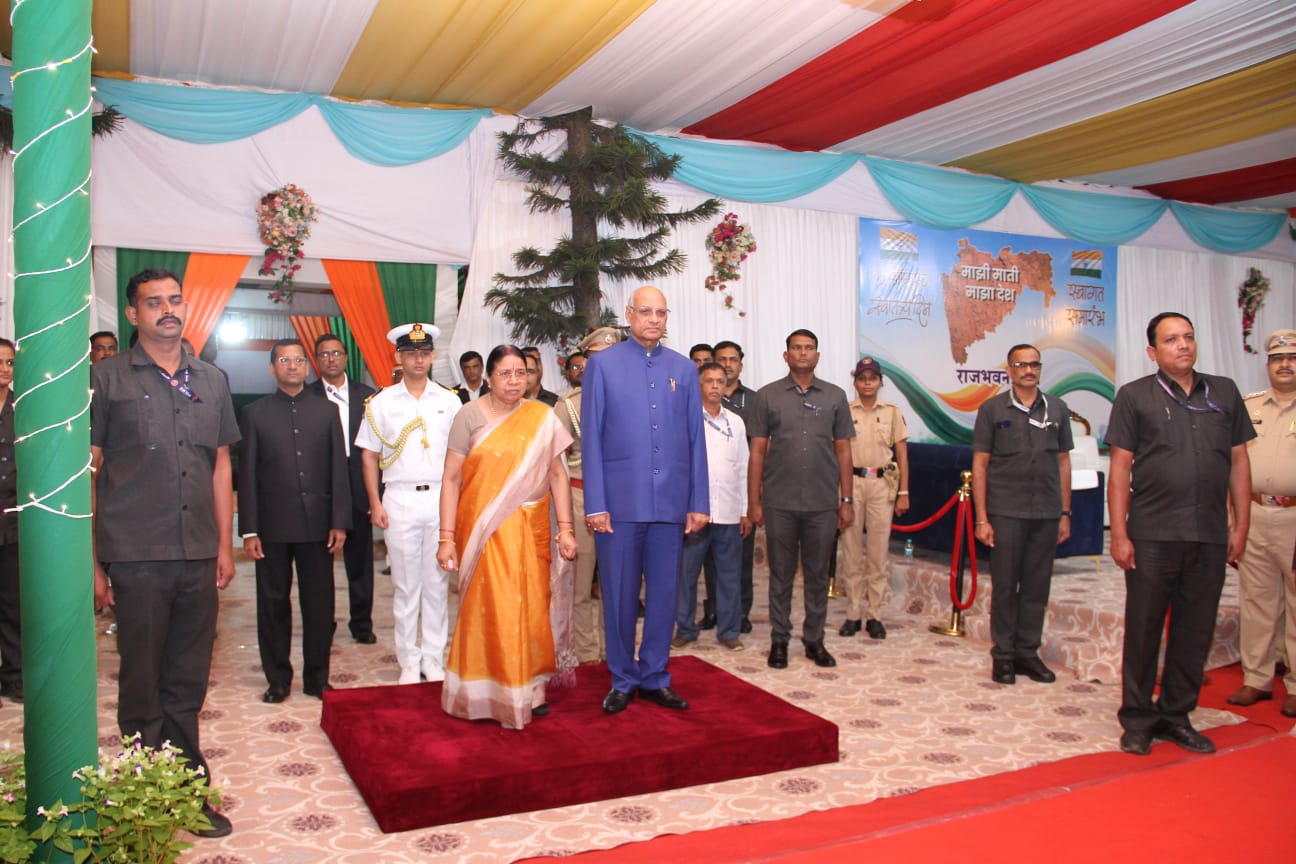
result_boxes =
[397,667,420,685]
[420,662,444,683]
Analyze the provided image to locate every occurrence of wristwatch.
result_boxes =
[1060,510,1072,517]
[840,497,853,504]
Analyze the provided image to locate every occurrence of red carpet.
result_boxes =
[530,663,1295,862]
[320,655,839,833]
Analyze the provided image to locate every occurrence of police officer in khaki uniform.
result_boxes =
[554,327,622,663]
[838,357,909,640]
[1229,329,1296,718]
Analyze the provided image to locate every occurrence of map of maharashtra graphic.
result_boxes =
[941,240,1054,363]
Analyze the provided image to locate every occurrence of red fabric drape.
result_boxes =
[1139,158,1296,205]
[181,253,250,355]
[322,259,393,387]
[289,315,335,377]
[683,0,1193,151]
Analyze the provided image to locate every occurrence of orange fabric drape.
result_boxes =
[181,253,250,355]
[289,315,335,377]
[322,259,393,387]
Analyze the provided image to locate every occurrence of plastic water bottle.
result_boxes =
[904,539,914,560]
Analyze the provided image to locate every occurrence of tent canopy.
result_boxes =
[3,0,1292,210]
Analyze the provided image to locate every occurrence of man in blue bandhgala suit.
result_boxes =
[582,286,710,714]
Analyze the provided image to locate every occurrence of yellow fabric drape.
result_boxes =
[180,253,249,355]
[331,0,656,110]
[954,53,1296,182]
[322,259,393,387]
[288,315,335,377]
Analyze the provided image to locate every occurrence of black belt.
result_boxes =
[852,466,887,478]
[414,484,431,491]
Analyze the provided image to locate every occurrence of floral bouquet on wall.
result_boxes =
[1238,267,1270,354]
[704,212,754,316]
[257,183,319,304]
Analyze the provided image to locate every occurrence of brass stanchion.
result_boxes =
[930,470,975,637]
[827,530,845,598]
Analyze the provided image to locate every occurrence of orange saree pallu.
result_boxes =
[441,401,573,729]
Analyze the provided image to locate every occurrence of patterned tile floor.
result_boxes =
[0,538,1243,863]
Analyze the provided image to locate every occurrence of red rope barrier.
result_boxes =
[890,490,960,533]
[949,497,978,611]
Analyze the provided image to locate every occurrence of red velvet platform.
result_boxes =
[320,655,839,833]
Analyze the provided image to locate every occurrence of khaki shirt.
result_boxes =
[849,399,908,468]
[1244,389,1296,497]
[555,389,583,480]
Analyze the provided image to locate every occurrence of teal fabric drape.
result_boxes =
[863,156,1017,230]
[318,101,490,167]
[1170,201,1287,253]
[1020,185,1169,246]
[376,261,438,331]
[114,249,190,345]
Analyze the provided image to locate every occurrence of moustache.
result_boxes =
[159,315,182,325]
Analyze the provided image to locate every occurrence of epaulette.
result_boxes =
[439,382,460,394]
[364,391,378,403]
[1243,390,1267,400]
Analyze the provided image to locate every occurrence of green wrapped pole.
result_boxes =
[10,0,99,852]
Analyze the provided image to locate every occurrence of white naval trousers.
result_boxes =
[382,483,449,680]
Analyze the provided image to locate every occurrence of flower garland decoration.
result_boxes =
[1237,267,1271,354]
[256,183,319,304]
[704,212,755,316]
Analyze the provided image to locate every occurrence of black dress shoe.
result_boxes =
[805,642,836,667]
[602,689,633,714]
[195,803,233,839]
[1014,657,1056,683]
[740,617,753,634]
[992,660,1016,684]
[768,641,789,669]
[0,684,23,704]
[352,631,377,645]
[1119,730,1152,756]
[532,703,550,717]
[698,613,717,630]
[838,619,862,637]
[1153,722,1215,754]
[262,684,289,704]
[303,683,333,699]
[640,686,689,710]
[865,619,887,640]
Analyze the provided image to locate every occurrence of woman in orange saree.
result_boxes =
[436,346,578,729]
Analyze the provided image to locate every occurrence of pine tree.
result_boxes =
[487,107,720,345]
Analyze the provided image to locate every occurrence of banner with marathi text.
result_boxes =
[858,220,1116,444]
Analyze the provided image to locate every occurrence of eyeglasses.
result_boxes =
[631,307,669,320]
[317,350,345,360]
[1008,361,1043,370]
[276,357,307,366]
[493,369,528,380]
[1268,355,1296,364]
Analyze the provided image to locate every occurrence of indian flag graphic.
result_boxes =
[880,227,918,260]
[1070,250,1102,278]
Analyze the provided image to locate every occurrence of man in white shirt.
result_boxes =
[457,351,487,402]
[674,362,751,650]
[355,323,462,684]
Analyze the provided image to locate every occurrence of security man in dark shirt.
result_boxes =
[1106,312,1254,757]
[972,343,1073,685]
[240,340,350,703]
[91,269,238,838]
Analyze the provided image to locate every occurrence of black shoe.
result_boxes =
[352,631,377,645]
[865,619,887,640]
[381,566,391,575]
[602,689,633,714]
[303,683,333,699]
[0,684,23,704]
[532,703,550,717]
[1119,730,1152,756]
[838,619,862,637]
[640,686,689,710]
[740,617,753,634]
[194,803,232,838]
[768,641,789,669]
[698,613,717,630]
[992,660,1016,684]
[804,642,837,668]
[1014,657,1056,683]
[1152,722,1215,754]
[262,684,289,704]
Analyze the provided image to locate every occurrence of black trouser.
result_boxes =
[0,543,19,690]
[342,512,375,637]
[704,530,755,618]
[1119,539,1226,733]
[764,507,837,645]
[111,559,217,782]
[256,540,336,691]
[987,515,1058,661]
